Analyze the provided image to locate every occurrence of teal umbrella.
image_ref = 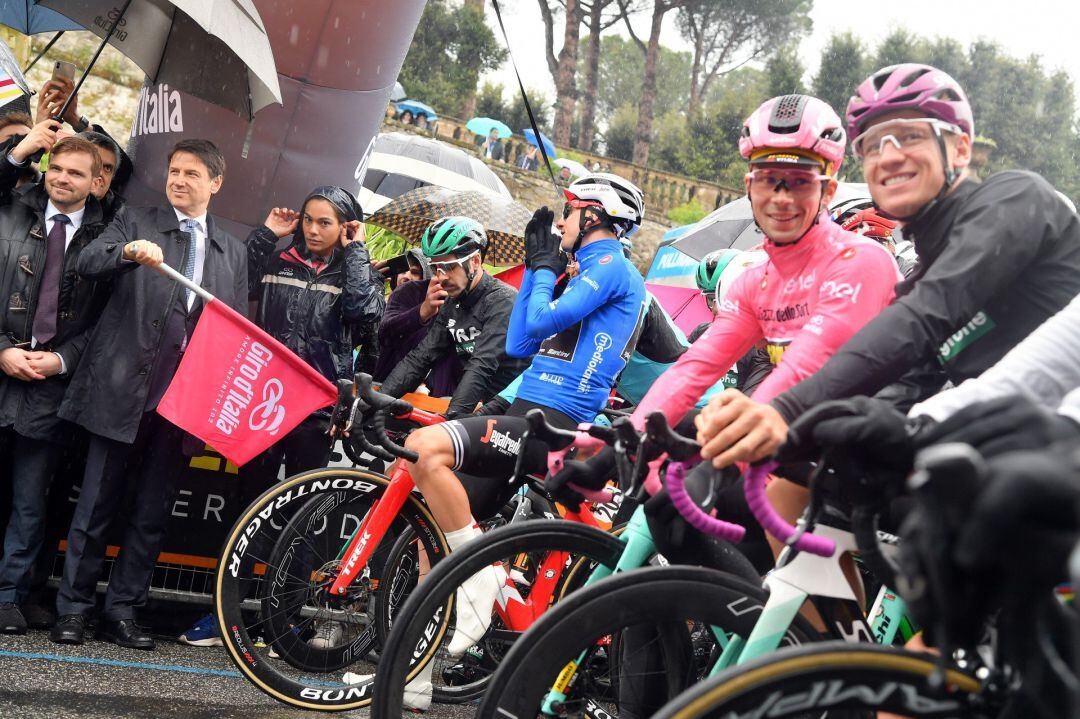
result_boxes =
[466,117,512,138]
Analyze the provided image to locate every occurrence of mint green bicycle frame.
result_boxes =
[540,507,914,713]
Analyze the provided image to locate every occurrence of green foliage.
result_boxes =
[470,80,553,138]
[587,35,693,120]
[601,104,638,161]
[364,225,409,263]
[766,52,806,97]
[812,32,866,120]
[398,0,507,118]
[667,198,708,226]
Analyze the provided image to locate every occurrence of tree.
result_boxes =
[588,35,692,119]
[600,103,638,161]
[504,87,554,138]
[475,81,508,121]
[398,0,507,118]
[678,0,811,115]
[537,0,583,147]
[766,51,806,97]
[872,27,924,71]
[577,0,622,151]
[616,0,689,166]
[812,32,866,121]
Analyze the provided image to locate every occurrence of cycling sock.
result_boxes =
[342,665,433,711]
[444,521,507,657]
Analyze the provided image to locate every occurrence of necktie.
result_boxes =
[180,218,198,307]
[32,214,70,344]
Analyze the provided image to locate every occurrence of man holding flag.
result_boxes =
[51,140,248,650]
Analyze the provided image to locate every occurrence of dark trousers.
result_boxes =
[0,429,60,603]
[56,412,184,620]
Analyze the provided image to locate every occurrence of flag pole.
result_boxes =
[156,261,215,302]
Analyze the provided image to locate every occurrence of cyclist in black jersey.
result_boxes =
[694,62,1080,473]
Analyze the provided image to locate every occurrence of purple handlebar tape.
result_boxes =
[744,461,835,557]
[665,462,746,543]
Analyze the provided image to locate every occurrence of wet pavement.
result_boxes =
[0,629,475,719]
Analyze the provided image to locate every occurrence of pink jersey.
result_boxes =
[633,214,902,429]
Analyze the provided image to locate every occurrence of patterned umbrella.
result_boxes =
[368,186,532,266]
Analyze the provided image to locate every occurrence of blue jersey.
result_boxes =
[506,239,646,423]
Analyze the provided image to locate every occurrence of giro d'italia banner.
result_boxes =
[157,300,337,466]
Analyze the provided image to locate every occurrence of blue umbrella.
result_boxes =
[522,128,556,158]
[395,99,438,120]
[466,117,512,138]
[1,2,81,34]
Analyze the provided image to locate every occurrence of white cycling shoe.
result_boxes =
[446,563,508,657]
[342,660,433,711]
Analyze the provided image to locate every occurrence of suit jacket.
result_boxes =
[0,184,109,440]
[58,205,248,443]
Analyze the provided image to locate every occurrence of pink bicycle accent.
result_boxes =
[545,423,616,503]
[664,461,746,543]
[744,461,836,557]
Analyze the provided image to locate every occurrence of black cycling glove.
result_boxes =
[777,396,917,481]
[524,206,567,277]
[544,446,617,510]
[915,394,1080,458]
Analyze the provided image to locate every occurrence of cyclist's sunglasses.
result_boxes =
[562,198,604,220]
[745,169,830,197]
[430,250,479,276]
[851,117,963,160]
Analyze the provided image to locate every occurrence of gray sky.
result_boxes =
[483,0,1080,110]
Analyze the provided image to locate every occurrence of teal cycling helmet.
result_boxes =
[695,249,742,293]
[420,216,488,259]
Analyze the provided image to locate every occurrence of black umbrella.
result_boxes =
[35,0,281,120]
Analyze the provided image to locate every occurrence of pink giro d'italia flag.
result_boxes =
[157,299,337,466]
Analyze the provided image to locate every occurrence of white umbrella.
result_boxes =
[38,0,281,119]
[554,157,588,178]
[358,132,511,213]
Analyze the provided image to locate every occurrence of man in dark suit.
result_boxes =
[0,127,109,635]
[51,139,248,649]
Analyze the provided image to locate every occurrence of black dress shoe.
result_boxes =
[21,601,56,630]
[49,614,86,644]
[0,602,27,635]
[97,618,155,650]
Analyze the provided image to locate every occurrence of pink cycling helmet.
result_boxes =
[739,94,847,176]
[846,64,974,140]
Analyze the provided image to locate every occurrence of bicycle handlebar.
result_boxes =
[745,461,836,557]
[520,409,616,504]
[642,412,746,543]
[348,373,421,463]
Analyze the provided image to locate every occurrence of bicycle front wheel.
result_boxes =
[215,467,448,712]
[654,642,987,719]
[371,520,628,719]
[476,565,819,719]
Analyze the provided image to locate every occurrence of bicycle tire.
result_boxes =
[476,565,820,719]
[653,642,986,719]
[215,467,449,712]
[370,520,628,719]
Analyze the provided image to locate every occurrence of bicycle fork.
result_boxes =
[328,460,418,597]
[542,505,656,715]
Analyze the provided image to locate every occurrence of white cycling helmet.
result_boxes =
[565,172,645,244]
[714,249,767,305]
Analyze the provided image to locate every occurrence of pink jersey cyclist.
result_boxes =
[634,219,900,427]
[632,94,902,430]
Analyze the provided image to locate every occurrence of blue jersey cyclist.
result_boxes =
[398,172,646,653]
